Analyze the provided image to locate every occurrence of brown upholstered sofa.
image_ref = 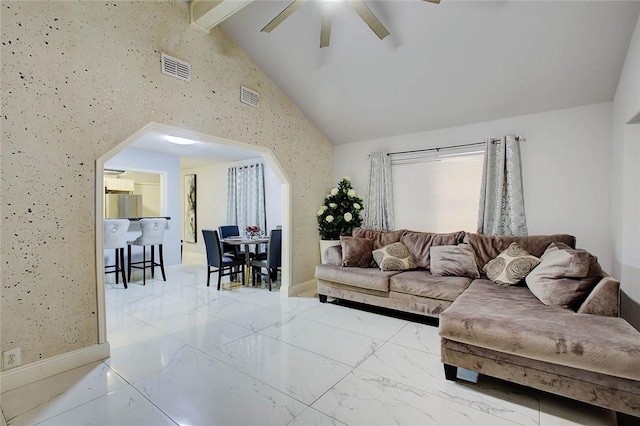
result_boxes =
[315,229,640,419]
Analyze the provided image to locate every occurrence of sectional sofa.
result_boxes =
[314,229,640,420]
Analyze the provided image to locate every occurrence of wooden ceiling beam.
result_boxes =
[190,0,254,32]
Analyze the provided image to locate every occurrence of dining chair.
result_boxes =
[250,229,282,291]
[127,218,167,286]
[218,225,252,279]
[203,229,246,290]
[104,219,130,288]
[218,225,242,257]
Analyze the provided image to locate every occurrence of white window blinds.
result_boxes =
[391,153,484,233]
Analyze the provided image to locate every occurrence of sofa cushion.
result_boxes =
[373,242,416,271]
[315,264,400,292]
[341,236,374,268]
[439,279,640,381]
[352,228,405,250]
[390,270,472,302]
[323,245,343,266]
[484,242,541,286]
[526,242,603,310]
[430,243,480,279]
[577,277,620,317]
[464,233,576,269]
[400,230,465,269]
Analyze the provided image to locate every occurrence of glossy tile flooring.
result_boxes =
[1,263,618,426]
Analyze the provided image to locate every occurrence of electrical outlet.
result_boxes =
[3,348,21,370]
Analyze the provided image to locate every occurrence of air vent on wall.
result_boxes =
[240,86,260,108]
[161,53,191,82]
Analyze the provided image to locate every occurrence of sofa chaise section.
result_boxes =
[440,279,640,417]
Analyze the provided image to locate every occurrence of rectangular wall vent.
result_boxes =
[240,85,260,108]
[161,53,191,82]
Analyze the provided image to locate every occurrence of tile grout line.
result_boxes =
[349,349,540,426]
[213,331,353,370]
[126,382,180,426]
[4,362,125,425]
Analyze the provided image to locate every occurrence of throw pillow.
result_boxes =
[430,244,480,279]
[526,242,603,310]
[372,242,416,271]
[400,231,466,269]
[484,242,541,285]
[352,228,405,250]
[341,236,374,268]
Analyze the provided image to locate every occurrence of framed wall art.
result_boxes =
[184,174,197,243]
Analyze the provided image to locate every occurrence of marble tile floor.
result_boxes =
[0,263,619,426]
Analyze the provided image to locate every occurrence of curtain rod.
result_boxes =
[231,163,262,169]
[386,136,525,157]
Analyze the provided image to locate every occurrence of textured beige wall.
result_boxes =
[0,1,332,367]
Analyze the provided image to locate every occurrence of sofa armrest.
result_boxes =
[577,276,620,317]
[324,245,343,266]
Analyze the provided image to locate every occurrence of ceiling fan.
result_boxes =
[261,0,441,48]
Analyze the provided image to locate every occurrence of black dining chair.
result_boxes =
[218,225,252,258]
[202,229,246,290]
[250,229,282,291]
[218,224,253,279]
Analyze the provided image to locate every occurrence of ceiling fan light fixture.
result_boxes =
[166,136,199,145]
[263,0,440,47]
[261,0,307,33]
[347,0,390,40]
[320,3,334,48]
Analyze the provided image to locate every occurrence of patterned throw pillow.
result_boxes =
[372,242,416,271]
[484,242,541,285]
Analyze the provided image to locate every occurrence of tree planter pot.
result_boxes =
[319,240,340,264]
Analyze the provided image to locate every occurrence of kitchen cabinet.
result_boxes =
[105,178,135,192]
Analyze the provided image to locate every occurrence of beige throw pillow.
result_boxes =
[484,242,541,285]
[526,242,603,310]
[372,242,416,271]
[430,244,480,279]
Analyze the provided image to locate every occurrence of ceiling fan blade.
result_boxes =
[261,0,307,33]
[320,6,333,48]
[423,0,441,3]
[347,0,390,40]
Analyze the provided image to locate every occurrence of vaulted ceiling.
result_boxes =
[209,1,640,145]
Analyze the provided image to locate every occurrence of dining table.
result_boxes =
[221,236,270,286]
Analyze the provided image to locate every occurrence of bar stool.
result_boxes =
[104,219,130,289]
[127,218,167,285]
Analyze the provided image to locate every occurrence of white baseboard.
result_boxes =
[287,279,317,296]
[182,251,206,263]
[0,343,110,393]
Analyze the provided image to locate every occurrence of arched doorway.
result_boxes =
[94,122,292,345]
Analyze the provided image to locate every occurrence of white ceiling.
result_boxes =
[129,130,263,168]
[220,0,640,145]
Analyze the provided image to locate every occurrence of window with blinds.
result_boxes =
[391,152,484,233]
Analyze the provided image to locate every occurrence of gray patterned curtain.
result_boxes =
[364,152,395,231]
[227,163,266,232]
[477,136,528,236]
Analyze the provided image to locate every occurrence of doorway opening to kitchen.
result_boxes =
[94,122,293,347]
[104,170,163,219]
